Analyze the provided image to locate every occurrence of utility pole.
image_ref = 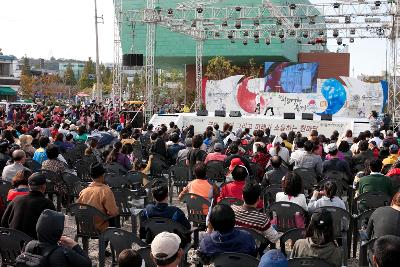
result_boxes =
[94,0,103,103]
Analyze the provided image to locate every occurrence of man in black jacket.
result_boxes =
[22,209,92,267]
[1,172,55,239]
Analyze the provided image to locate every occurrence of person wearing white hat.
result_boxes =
[151,232,183,267]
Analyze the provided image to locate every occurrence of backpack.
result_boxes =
[16,243,58,267]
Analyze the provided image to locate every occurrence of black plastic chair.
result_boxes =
[99,227,147,267]
[206,160,226,183]
[288,257,333,267]
[69,203,110,253]
[211,253,259,267]
[294,167,317,191]
[353,191,391,214]
[352,209,376,258]
[249,162,264,183]
[61,172,85,211]
[262,184,281,209]
[359,238,377,267]
[0,227,33,266]
[218,197,244,206]
[0,180,12,203]
[82,154,98,165]
[169,164,190,203]
[324,170,349,183]
[39,169,63,211]
[182,193,210,228]
[137,247,157,267]
[317,178,351,199]
[280,228,306,257]
[105,173,128,188]
[75,159,92,183]
[24,159,41,172]
[149,156,168,178]
[268,202,307,232]
[104,162,128,176]
[314,207,352,264]
[112,188,143,232]
[237,227,271,257]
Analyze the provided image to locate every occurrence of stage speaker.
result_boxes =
[284,113,295,119]
[215,110,226,117]
[122,54,144,66]
[196,110,208,116]
[229,111,242,117]
[321,114,332,121]
[302,113,313,120]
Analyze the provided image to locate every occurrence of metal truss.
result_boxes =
[121,0,400,122]
[112,0,123,110]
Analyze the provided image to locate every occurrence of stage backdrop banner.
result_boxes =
[204,64,386,119]
[180,115,353,137]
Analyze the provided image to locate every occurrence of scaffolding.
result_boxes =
[116,0,400,124]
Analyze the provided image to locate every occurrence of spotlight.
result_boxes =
[333,29,339,38]
[278,30,285,39]
[231,39,235,43]
[253,31,259,38]
[214,32,220,37]
[294,20,300,28]
[302,31,309,38]
[289,4,296,10]
[235,6,242,12]
[350,28,356,35]
[309,17,316,25]
[345,16,351,24]
[297,38,302,44]
[235,20,241,29]
[243,30,249,37]
[191,21,196,27]
[254,19,260,26]
[222,20,228,27]
[350,37,355,43]
[375,1,381,7]
[280,38,285,43]
[243,39,248,45]
[270,30,276,37]
[276,19,282,26]
[337,37,343,45]
[254,38,260,44]
[289,30,296,36]
[228,31,234,39]
[318,29,324,36]
[167,8,173,15]
[333,2,340,8]
[265,38,271,45]
[196,7,203,13]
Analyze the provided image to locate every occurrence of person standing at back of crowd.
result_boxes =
[186,134,206,180]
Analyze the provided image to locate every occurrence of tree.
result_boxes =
[78,57,96,89]
[243,58,263,78]
[21,57,31,77]
[20,75,35,98]
[64,63,76,86]
[205,56,240,80]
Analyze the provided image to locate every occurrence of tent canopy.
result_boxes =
[0,87,17,96]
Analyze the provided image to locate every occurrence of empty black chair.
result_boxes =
[206,160,226,183]
[353,191,391,214]
[280,228,306,257]
[294,168,317,191]
[69,203,109,253]
[99,227,147,267]
[218,197,244,206]
[61,172,85,211]
[105,173,128,188]
[39,169,63,211]
[211,253,259,267]
[352,209,376,258]
[149,156,168,178]
[75,159,92,183]
[182,193,210,228]
[268,202,307,232]
[169,164,189,203]
[0,227,33,266]
[288,257,333,267]
[24,159,41,172]
[104,162,128,176]
[263,184,281,209]
[112,188,142,231]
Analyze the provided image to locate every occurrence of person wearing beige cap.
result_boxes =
[151,232,183,267]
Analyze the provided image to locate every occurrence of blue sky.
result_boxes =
[0,0,389,77]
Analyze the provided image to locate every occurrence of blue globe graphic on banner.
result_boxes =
[316,78,347,115]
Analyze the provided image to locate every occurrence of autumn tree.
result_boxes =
[243,58,263,78]
[78,57,96,89]
[205,56,240,80]
[64,63,76,86]
[21,57,31,77]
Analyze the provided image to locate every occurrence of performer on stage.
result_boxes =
[254,92,261,114]
[264,96,275,116]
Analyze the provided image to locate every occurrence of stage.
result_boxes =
[149,112,370,136]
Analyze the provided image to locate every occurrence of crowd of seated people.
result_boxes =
[0,104,400,266]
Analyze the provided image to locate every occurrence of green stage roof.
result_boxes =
[0,87,16,96]
[120,0,317,69]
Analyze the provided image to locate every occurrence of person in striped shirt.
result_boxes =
[231,182,280,243]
